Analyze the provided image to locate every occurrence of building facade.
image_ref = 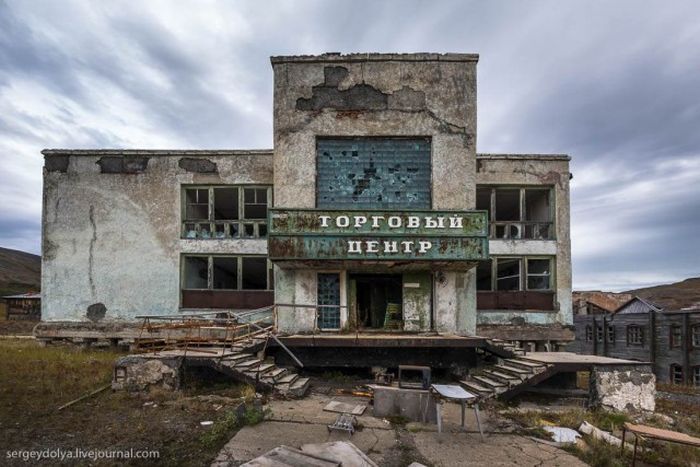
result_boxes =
[572,297,700,385]
[40,53,572,346]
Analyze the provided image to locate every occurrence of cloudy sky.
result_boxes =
[1,0,698,291]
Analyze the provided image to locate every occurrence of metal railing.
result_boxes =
[490,221,553,240]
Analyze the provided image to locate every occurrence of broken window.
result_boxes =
[526,259,551,290]
[596,325,604,343]
[670,325,683,349]
[627,325,644,346]
[477,186,553,239]
[316,138,431,209]
[478,257,552,292]
[607,325,615,344]
[182,186,271,239]
[670,364,684,385]
[496,259,521,291]
[182,256,271,291]
[585,325,593,342]
[694,366,700,387]
[476,260,493,291]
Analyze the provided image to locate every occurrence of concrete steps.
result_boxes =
[459,355,553,400]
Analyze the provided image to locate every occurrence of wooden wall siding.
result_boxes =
[574,312,700,384]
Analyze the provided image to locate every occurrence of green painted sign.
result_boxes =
[268,209,488,261]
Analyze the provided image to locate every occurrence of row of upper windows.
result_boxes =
[179,184,555,240]
[585,323,700,348]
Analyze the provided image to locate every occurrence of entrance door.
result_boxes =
[317,273,341,330]
[350,274,402,330]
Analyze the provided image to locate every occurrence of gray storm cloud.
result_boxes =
[0,0,698,289]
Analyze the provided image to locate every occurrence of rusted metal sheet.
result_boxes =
[270,209,487,236]
[268,236,487,261]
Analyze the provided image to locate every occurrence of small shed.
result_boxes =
[2,293,41,320]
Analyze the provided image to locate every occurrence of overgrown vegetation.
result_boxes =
[0,339,257,466]
[502,406,700,467]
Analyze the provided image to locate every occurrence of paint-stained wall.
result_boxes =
[41,151,272,321]
[272,53,479,335]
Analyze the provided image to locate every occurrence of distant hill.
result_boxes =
[0,247,41,296]
[624,277,700,310]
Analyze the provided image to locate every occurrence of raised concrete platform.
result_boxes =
[276,333,488,348]
[525,352,649,368]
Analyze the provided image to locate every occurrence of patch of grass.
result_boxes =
[385,415,410,426]
[199,405,268,449]
[657,382,700,396]
[503,408,628,433]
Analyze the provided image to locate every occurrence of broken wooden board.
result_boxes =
[323,400,367,415]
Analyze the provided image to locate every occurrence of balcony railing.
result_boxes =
[490,221,553,240]
[182,220,268,239]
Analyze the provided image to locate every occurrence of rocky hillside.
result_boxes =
[625,277,700,310]
[0,247,41,296]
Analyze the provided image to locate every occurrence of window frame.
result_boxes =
[182,185,272,239]
[692,325,700,348]
[477,256,554,292]
[626,325,644,346]
[607,325,615,344]
[670,364,684,385]
[585,325,593,342]
[670,325,683,349]
[476,185,555,240]
[693,366,700,387]
[180,254,273,291]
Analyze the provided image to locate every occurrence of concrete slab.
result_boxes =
[411,432,588,466]
[525,352,647,366]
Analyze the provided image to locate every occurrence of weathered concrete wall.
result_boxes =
[476,155,572,327]
[42,150,273,321]
[272,53,478,335]
[589,364,655,412]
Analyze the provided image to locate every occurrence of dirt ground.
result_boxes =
[0,319,38,335]
[0,339,258,466]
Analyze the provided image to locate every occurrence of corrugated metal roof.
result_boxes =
[615,296,663,314]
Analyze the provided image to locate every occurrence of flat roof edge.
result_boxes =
[477,153,571,161]
[41,149,274,157]
[271,52,479,65]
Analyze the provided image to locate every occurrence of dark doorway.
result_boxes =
[350,274,402,329]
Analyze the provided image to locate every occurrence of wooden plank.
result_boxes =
[624,423,700,447]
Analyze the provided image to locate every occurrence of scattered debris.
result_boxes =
[543,426,581,444]
[327,413,358,435]
[241,445,339,467]
[323,400,367,416]
[578,421,623,447]
[301,441,378,467]
[56,383,111,411]
[200,421,214,427]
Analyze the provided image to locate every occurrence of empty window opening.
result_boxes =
[670,364,684,385]
[182,256,271,291]
[692,325,700,347]
[213,257,237,289]
[184,256,208,289]
[585,325,593,342]
[182,186,270,239]
[596,325,604,343]
[351,273,403,330]
[478,186,553,239]
[693,366,700,387]
[476,260,493,291]
[670,325,683,349]
[242,257,268,290]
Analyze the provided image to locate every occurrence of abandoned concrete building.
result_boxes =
[573,296,700,385]
[38,53,575,368]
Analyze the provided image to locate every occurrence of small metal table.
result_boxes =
[430,384,484,442]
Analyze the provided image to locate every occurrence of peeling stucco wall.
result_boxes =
[476,155,572,327]
[590,365,656,412]
[271,53,478,335]
[42,151,273,321]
